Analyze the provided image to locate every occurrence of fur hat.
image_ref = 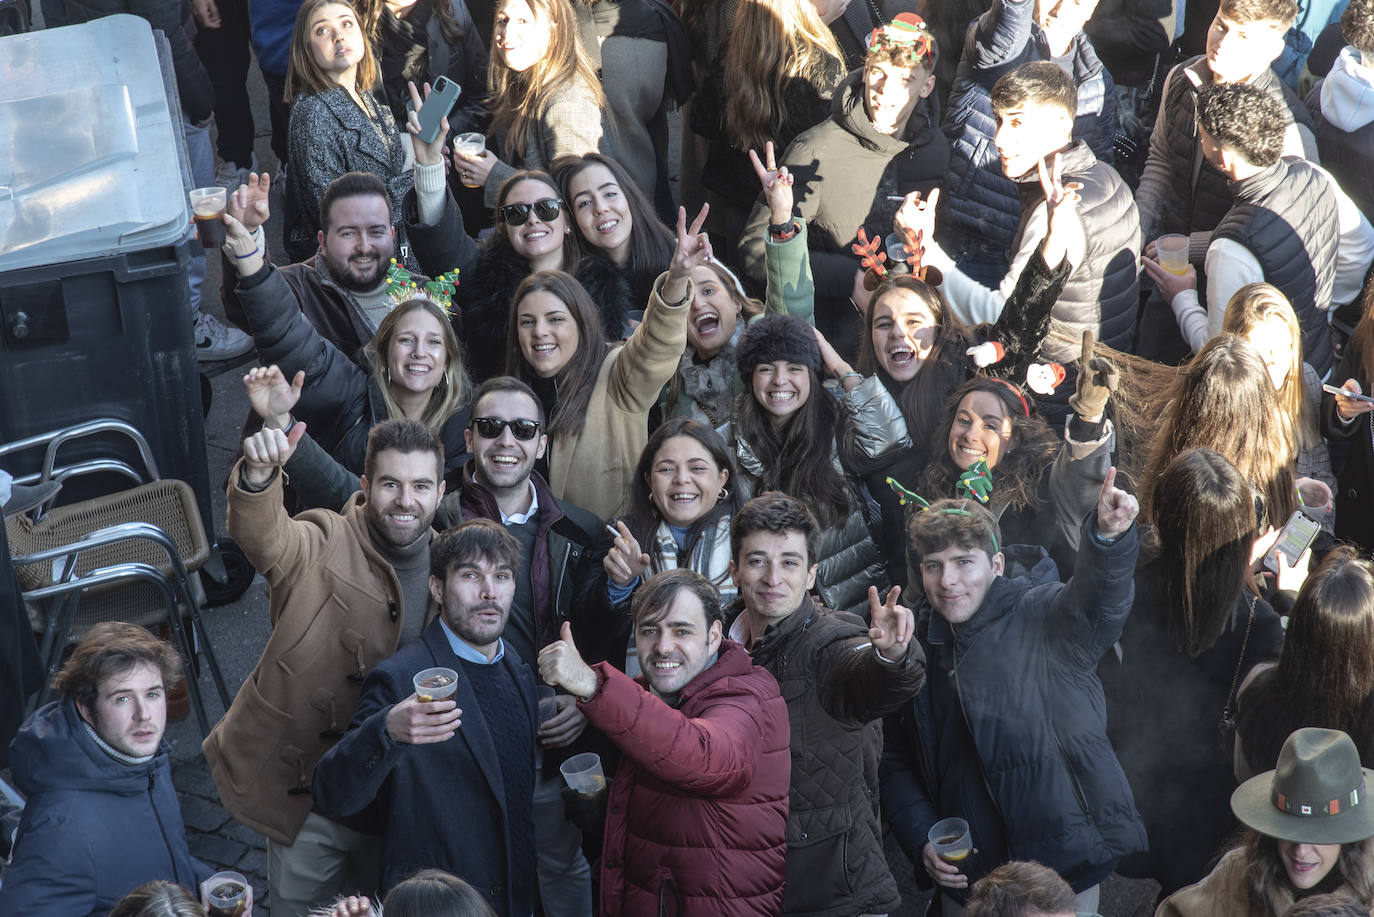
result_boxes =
[736,314,822,383]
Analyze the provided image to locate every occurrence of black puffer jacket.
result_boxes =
[1322,348,1374,553]
[882,516,1147,898]
[737,600,926,917]
[1212,157,1339,376]
[457,242,636,381]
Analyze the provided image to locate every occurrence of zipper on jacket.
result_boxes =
[149,771,181,882]
[1052,727,1092,819]
[950,649,1014,846]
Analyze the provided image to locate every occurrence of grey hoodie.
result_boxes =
[1310,47,1374,221]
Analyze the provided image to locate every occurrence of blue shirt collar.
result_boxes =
[439,618,505,665]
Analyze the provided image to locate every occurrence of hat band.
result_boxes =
[1273,779,1366,817]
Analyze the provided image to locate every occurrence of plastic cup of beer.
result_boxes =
[1154,234,1189,276]
[190,187,228,248]
[413,666,459,702]
[929,817,973,865]
[560,751,607,796]
[454,133,486,188]
[205,870,249,917]
[538,685,559,725]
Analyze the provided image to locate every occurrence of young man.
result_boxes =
[964,862,1078,917]
[0,623,212,916]
[726,492,925,917]
[937,0,1116,286]
[538,568,790,916]
[737,14,949,358]
[313,520,537,917]
[204,419,445,917]
[1306,0,1374,222]
[882,471,1146,916]
[1146,81,1340,374]
[910,61,1139,363]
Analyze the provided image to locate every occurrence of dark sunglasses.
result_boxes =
[470,417,542,440]
[498,198,564,226]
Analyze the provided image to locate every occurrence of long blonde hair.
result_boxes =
[364,299,472,434]
[721,0,843,152]
[488,0,606,164]
[1222,282,1320,451]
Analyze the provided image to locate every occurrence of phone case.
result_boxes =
[416,77,461,144]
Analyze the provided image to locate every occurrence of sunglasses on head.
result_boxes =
[498,198,564,226]
[470,417,542,440]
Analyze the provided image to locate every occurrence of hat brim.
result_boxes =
[1232,767,1374,845]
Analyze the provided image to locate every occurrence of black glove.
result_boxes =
[1068,330,1118,421]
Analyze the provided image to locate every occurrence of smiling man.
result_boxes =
[313,519,537,917]
[538,568,791,916]
[205,419,446,917]
[0,623,212,916]
[881,472,1145,917]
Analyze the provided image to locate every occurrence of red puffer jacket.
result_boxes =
[581,639,790,916]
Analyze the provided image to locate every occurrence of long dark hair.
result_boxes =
[915,377,1058,514]
[553,152,674,280]
[857,276,971,445]
[489,170,581,269]
[505,270,609,440]
[734,368,851,529]
[1150,448,1258,657]
[622,418,746,559]
[384,869,497,917]
[1243,832,1374,917]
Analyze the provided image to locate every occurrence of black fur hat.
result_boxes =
[736,314,822,383]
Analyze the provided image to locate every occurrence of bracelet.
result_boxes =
[661,281,691,309]
[769,220,799,241]
[840,372,863,382]
[233,247,261,259]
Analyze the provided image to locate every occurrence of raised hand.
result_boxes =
[748,141,795,226]
[894,188,938,243]
[406,80,449,167]
[386,693,462,744]
[867,585,913,660]
[662,204,712,305]
[537,622,598,700]
[1039,154,1084,269]
[228,172,272,233]
[241,423,307,489]
[1096,466,1138,539]
[603,520,650,587]
[243,365,304,429]
[1067,330,1118,424]
[813,326,859,389]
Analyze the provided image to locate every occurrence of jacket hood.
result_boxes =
[1321,48,1374,132]
[10,699,163,797]
[831,69,932,154]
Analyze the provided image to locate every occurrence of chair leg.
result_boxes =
[35,593,81,710]
[164,598,210,737]
[189,601,232,711]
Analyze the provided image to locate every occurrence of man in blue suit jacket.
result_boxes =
[313,519,537,917]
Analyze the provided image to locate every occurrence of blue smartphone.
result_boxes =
[415,76,461,144]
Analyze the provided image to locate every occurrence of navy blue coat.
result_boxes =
[0,700,213,917]
[312,618,537,917]
[939,0,1116,259]
[881,515,1146,894]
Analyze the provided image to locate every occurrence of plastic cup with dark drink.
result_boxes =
[538,685,559,725]
[560,751,607,797]
[190,187,228,248]
[413,666,459,702]
[205,870,249,917]
[928,817,972,865]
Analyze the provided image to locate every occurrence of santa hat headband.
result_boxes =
[865,13,934,61]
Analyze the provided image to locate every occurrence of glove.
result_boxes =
[1068,330,1118,421]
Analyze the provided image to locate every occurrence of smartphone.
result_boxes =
[415,76,461,144]
[1322,383,1374,403]
[1264,509,1321,572]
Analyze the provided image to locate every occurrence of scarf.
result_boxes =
[675,325,740,427]
[650,517,737,605]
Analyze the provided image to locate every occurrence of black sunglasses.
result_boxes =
[470,417,542,440]
[497,198,564,226]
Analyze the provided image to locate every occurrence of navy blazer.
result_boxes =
[313,618,537,916]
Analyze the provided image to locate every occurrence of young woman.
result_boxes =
[1157,728,1374,917]
[1142,335,1299,532]
[284,0,416,265]
[453,0,640,207]
[729,313,894,615]
[1323,273,1374,552]
[603,418,746,613]
[1237,548,1374,780]
[555,152,675,310]
[503,206,709,521]
[458,170,637,381]
[1103,448,1284,898]
[1223,283,1336,517]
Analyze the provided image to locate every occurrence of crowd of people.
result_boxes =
[6,0,1374,912]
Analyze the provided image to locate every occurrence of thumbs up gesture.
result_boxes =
[537,621,599,701]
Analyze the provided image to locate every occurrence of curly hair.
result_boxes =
[1344,0,1374,56]
[54,622,182,713]
[1197,81,1286,168]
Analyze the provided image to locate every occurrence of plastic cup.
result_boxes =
[1298,480,1330,512]
[205,870,248,917]
[559,751,606,796]
[928,817,972,865]
[190,187,228,248]
[454,132,486,188]
[413,666,459,701]
[538,685,559,724]
[1154,234,1189,276]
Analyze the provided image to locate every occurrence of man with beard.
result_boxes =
[314,519,537,917]
[203,419,446,917]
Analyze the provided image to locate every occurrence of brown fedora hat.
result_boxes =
[1232,728,1374,845]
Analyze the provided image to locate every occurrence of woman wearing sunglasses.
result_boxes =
[503,205,710,521]
[458,171,639,381]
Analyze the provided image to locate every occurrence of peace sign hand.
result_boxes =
[749,141,795,226]
[867,585,913,660]
[662,204,712,305]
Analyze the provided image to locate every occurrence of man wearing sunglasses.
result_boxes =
[431,375,620,917]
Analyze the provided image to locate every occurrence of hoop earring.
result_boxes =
[718,487,730,501]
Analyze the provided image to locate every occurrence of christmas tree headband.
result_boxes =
[385,260,461,313]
